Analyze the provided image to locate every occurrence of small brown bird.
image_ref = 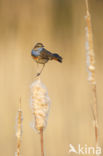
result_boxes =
[31,43,62,76]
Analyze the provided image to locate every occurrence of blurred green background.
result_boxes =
[0,0,103,155]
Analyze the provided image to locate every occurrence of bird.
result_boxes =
[31,43,62,77]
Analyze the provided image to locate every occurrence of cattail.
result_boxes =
[15,100,23,156]
[30,78,51,156]
[85,0,99,146]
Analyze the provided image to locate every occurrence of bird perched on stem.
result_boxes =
[31,43,62,77]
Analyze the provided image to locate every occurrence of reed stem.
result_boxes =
[40,129,44,156]
[15,98,23,156]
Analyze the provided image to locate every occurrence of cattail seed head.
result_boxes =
[30,79,51,132]
[85,16,96,85]
[85,0,99,146]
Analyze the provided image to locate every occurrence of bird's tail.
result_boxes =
[52,53,62,63]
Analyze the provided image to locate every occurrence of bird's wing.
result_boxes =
[40,48,53,59]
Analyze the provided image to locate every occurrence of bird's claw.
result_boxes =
[37,73,40,77]
[34,73,40,78]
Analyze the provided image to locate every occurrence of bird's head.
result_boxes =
[34,43,44,49]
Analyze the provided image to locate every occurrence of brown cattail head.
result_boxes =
[30,79,51,132]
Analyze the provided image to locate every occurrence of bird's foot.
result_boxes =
[34,72,40,78]
[36,73,40,77]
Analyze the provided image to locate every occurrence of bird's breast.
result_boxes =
[31,50,40,57]
[32,55,48,64]
[32,55,38,60]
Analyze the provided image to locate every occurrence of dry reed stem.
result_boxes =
[85,0,99,146]
[40,128,44,156]
[15,99,23,156]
